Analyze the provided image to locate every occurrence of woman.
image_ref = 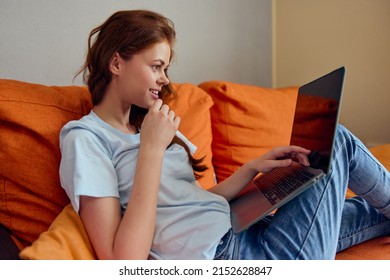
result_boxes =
[59,10,390,260]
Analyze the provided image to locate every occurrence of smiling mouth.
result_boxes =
[149,89,159,98]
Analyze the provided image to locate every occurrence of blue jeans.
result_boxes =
[214,125,390,259]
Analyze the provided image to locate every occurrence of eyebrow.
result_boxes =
[153,59,168,66]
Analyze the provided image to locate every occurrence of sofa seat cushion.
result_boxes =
[336,236,390,260]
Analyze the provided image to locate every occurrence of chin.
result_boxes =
[136,101,153,110]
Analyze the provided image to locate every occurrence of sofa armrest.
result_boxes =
[0,224,20,260]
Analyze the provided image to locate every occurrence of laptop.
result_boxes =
[229,67,346,233]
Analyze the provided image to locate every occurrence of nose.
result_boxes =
[158,72,170,86]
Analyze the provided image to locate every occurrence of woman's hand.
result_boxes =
[248,146,311,174]
[209,146,311,201]
[140,99,181,152]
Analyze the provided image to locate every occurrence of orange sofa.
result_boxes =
[0,79,389,260]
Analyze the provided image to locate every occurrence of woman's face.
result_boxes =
[112,40,171,109]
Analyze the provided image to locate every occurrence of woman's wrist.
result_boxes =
[138,142,166,159]
[242,158,263,176]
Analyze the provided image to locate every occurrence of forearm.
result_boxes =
[208,146,312,201]
[208,160,259,201]
[113,146,164,259]
[112,100,180,259]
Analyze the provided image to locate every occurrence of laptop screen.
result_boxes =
[289,67,345,173]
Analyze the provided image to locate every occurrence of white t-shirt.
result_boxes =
[59,111,231,259]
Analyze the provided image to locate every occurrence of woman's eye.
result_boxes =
[153,65,161,71]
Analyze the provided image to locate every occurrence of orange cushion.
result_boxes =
[369,144,390,171]
[19,204,96,260]
[0,79,93,247]
[336,236,390,260]
[168,83,215,189]
[199,81,297,183]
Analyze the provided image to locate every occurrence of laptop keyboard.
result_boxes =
[254,166,314,205]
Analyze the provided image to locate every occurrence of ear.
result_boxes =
[109,52,122,75]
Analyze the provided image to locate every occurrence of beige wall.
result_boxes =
[0,0,272,87]
[273,0,390,146]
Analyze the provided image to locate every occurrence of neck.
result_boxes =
[93,92,137,134]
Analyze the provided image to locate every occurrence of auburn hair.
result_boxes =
[76,10,207,178]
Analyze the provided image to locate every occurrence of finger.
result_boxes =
[174,116,181,130]
[295,153,310,166]
[265,146,294,159]
[262,159,293,173]
[150,99,163,111]
[289,145,311,154]
[289,152,305,165]
[168,109,176,120]
[160,104,170,114]
[270,146,311,160]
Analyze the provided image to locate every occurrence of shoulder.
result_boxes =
[60,112,111,156]
[61,111,95,135]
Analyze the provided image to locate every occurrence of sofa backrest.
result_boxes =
[0,80,93,246]
[1,79,301,248]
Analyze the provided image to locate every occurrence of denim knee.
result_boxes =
[335,124,354,144]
